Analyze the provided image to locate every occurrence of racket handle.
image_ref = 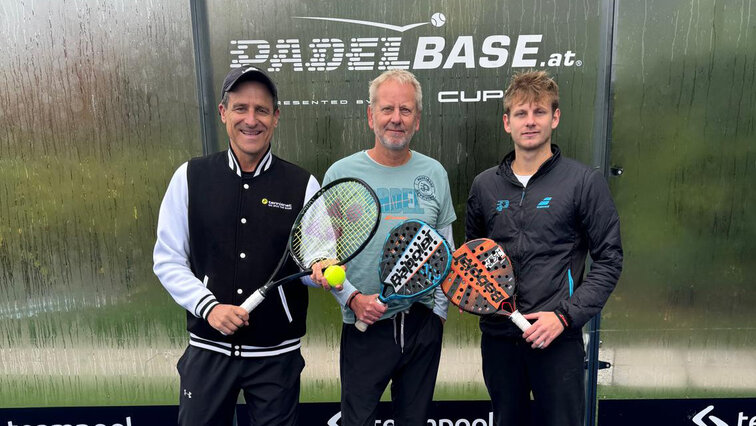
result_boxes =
[241,289,266,313]
[354,299,384,332]
[354,320,368,332]
[509,310,532,332]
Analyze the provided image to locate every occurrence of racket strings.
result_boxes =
[291,181,379,268]
[380,223,450,296]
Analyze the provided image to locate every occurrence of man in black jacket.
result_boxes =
[466,70,623,426]
[153,67,324,426]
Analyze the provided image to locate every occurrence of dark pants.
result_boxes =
[340,304,443,426]
[177,345,304,426]
[481,332,585,426]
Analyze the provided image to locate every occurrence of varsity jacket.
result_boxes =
[466,145,622,338]
[154,148,320,356]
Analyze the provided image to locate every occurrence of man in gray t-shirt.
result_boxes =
[312,70,456,426]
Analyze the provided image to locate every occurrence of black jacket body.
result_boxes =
[187,151,311,346]
[466,145,623,338]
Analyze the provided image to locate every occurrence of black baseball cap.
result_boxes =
[220,66,278,107]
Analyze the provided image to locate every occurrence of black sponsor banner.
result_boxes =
[296,401,496,426]
[0,406,174,426]
[598,398,756,426]
[0,401,494,426]
[6,399,754,426]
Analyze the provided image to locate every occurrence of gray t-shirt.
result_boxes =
[324,150,457,323]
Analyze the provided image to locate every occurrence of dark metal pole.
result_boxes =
[586,1,618,425]
[190,0,217,155]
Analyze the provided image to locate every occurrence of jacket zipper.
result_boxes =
[515,187,526,264]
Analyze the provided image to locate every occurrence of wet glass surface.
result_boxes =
[602,0,756,398]
[0,0,200,406]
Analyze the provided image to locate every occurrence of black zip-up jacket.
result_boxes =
[466,145,622,338]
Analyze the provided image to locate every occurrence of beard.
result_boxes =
[376,127,414,151]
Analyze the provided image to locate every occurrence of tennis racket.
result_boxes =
[240,178,380,313]
[440,238,531,332]
[354,219,452,332]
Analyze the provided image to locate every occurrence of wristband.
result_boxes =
[346,291,361,310]
[554,307,571,329]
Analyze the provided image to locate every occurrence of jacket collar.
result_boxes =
[227,145,273,178]
[498,144,562,184]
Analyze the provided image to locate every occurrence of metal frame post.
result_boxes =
[190,0,217,155]
[586,0,618,425]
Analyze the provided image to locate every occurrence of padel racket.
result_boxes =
[441,238,531,332]
[354,219,452,332]
[240,178,380,313]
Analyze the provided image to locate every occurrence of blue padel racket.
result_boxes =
[354,219,452,332]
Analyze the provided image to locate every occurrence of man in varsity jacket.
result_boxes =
[466,71,623,426]
[153,67,321,426]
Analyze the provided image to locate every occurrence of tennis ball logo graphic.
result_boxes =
[324,265,346,287]
[431,12,446,27]
[262,198,268,205]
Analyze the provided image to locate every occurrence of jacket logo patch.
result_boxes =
[262,198,292,210]
[537,197,552,209]
[496,200,510,211]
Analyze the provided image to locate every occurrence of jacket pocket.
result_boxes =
[278,286,294,323]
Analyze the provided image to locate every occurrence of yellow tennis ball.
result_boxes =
[323,265,346,286]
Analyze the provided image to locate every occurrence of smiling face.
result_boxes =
[503,97,560,154]
[367,79,421,153]
[218,80,279,172]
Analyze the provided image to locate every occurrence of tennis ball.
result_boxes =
[324,265,346,287]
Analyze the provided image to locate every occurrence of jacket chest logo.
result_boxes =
[261,197,293,210]
[496,200,510,211]
[536,197,552,209]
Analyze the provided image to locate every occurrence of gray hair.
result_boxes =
[368,70,423,113]
[220,91,230,109]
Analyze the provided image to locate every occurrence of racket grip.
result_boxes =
[241,289,265,313]
[509,310,532,332]
[354,299,384,332]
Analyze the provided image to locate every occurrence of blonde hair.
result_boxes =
[503,70,559,114]
[369,70,423,112]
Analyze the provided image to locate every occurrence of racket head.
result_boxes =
[377,219,452,301]
[441,238,516,315]
[289,178,380,270]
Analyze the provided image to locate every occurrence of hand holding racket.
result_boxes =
[240,178,380,313]
[354,219,452,332]
[440,238,531,332]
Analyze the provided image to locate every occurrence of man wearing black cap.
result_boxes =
[153,67,323,426]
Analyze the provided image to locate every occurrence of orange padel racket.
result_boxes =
[441,238,531,332]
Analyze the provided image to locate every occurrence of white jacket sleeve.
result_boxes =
[153,163,219,320]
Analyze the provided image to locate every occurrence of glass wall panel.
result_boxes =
[205,0,604,401]
[602,0,756,399]
[0,1,200,406]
